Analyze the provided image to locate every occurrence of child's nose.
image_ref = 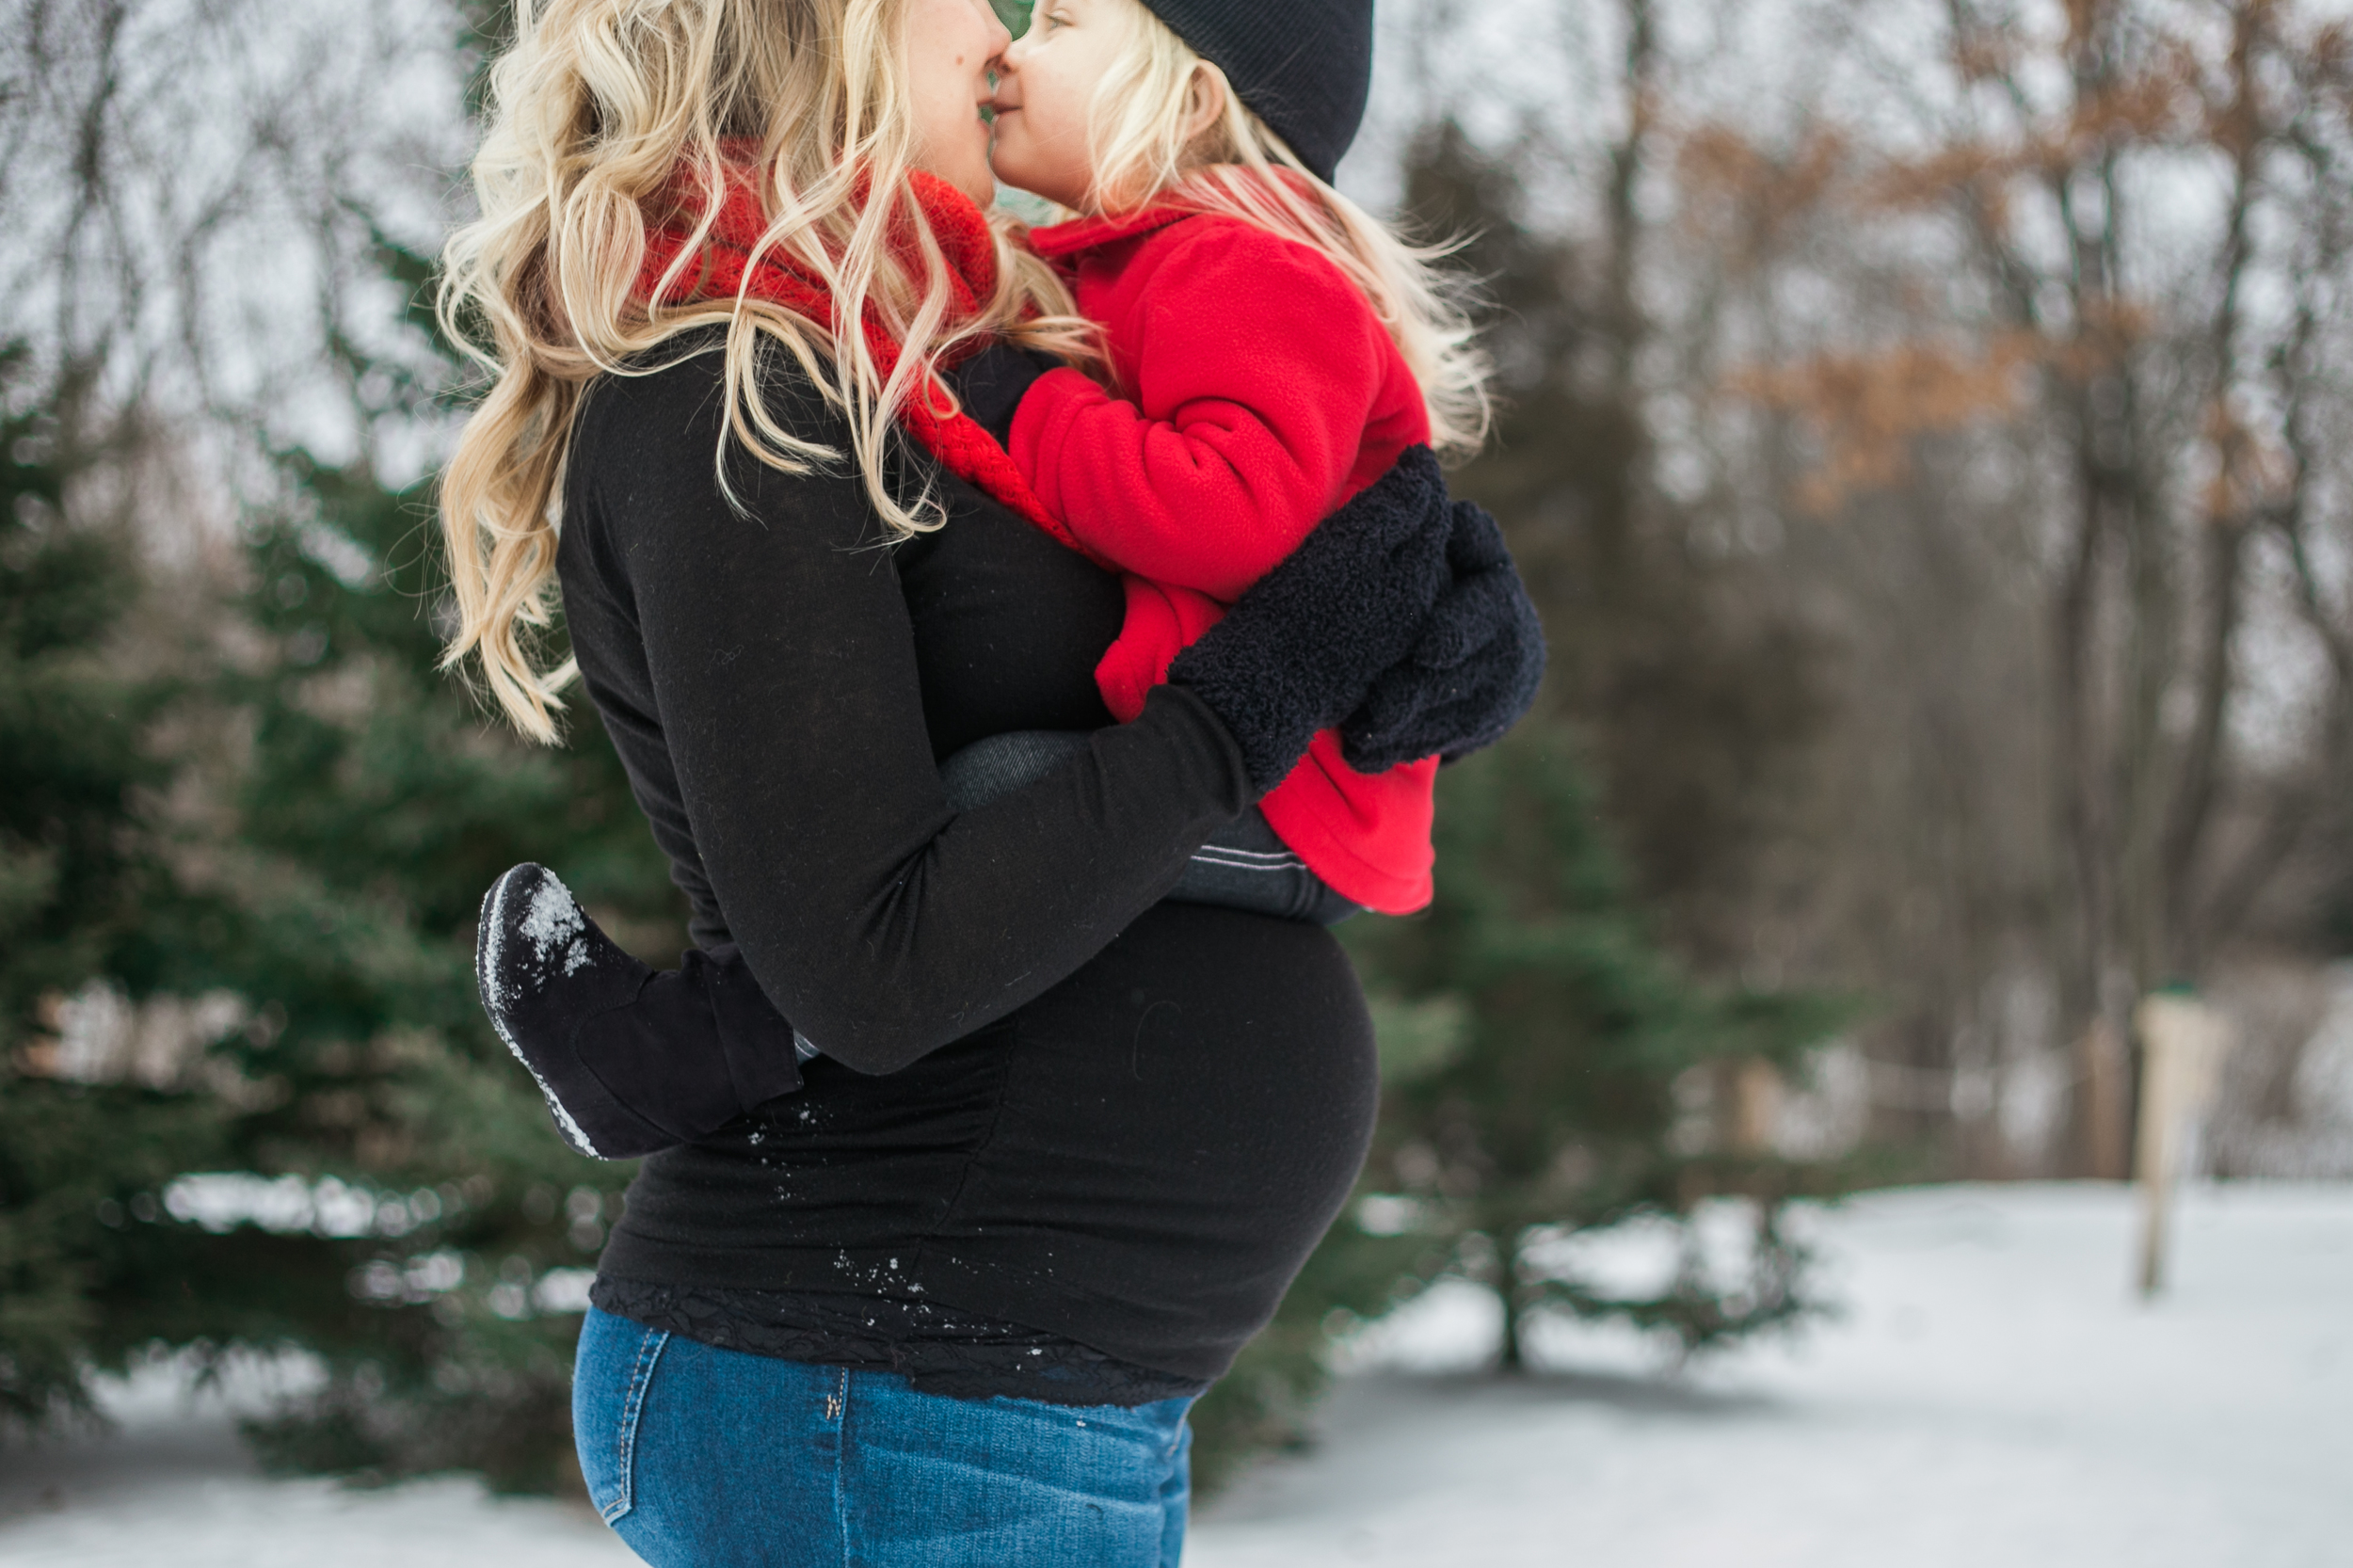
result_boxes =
[973,0,1010,56]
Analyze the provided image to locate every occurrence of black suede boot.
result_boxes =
[475,864,805,1160]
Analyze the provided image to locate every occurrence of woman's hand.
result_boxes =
[1165,445,1453,793]
[1339,497,1545,771]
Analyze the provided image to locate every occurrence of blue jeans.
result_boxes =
[573,1307,1195,1567]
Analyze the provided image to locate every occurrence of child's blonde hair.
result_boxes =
[1076,0,1491,454]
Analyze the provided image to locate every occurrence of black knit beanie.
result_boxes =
[1137,0,1375,183]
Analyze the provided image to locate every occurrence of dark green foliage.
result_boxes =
[0,1081,236,1431]
[0,326,690,1485]
[0,360,165,1017]
[159,449,688,1490]
[0,0,707,1466]
[1375,126,1861,1363]
[0,347,229,1432]
[68,4,698,1478]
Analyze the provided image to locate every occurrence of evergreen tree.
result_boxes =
[1349,723,1847,1368]
[1186,726,1846,1484]
[0,349,238,1432]
[0,211,687,1486]
[166,231,680,1488]
[163,436,687,1489]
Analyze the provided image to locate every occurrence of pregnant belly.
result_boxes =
[600,903,1378,1384]
[911,902,1381,1380]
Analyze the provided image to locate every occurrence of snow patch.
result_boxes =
[164,1173,380,1237]
[531,1268,596,1314]
[518,875,589,981]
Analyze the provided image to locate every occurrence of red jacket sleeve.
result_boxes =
[1007,223,1393,602]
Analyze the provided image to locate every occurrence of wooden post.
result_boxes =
[2132,993,2233,1298]
[1726,1057,1783,1154]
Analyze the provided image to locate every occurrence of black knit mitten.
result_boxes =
[1167,444,1452,793]
[1340,498,1545,772]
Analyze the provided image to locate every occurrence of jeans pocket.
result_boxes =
[574,1307,671,1525]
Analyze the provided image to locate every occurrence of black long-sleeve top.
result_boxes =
[561,338,1381,1386]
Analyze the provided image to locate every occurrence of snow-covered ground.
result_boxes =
[2,1183,2346,1567]
[0,1354,632,1568]
[1196,1182,2353,1567]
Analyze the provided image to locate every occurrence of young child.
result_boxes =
[979,0,1492,919]
[479,0,1514,1159]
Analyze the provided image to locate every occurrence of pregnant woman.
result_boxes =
[436,0,1534,1563]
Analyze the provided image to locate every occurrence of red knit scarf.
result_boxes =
[635,155,1099,563]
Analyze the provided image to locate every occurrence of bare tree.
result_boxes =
[1714,0,2353,1171]
[1370,0,2353,1174]
[0,0,471,513]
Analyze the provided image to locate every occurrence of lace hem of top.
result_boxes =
[588,1273,1209,1408]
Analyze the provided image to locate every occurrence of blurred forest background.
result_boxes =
[4,0,2352,1497]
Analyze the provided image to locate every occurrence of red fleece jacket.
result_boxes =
[1010,205,1438,914]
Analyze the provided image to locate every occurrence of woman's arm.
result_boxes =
[570,357,1254,1077]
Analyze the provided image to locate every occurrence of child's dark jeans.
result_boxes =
[475,728,1365,1146]
[938,730,1362,927]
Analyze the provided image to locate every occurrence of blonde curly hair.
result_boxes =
[437,0,1087,741]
